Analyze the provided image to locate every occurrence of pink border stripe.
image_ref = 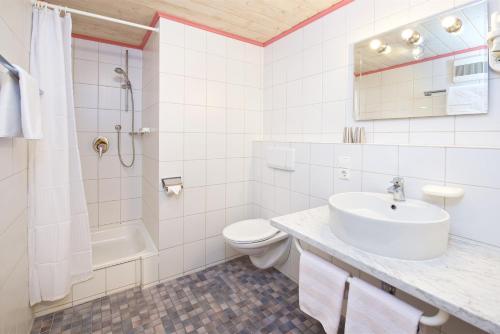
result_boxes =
[139,12,161,49]
[263,0,354,46]
[355,45,488,77]
[74,0,354,50]
[72,33,142,50]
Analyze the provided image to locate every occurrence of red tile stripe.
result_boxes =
[355,45,488,77]
[73,0,354,50]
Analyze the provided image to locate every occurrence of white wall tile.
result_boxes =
[206,210,226,237]
[159,246,183,279]
[183,160,206,188]
[309,165,333,199]
[183,213,206,243]
[334,168,362,193]
[99,178,121,201]
[362,145,398,175]
[446,148,500,188]
[160,19,185,47]
[183,240,205,271]
[159,218,183,249]
[446,184,500,247]
[98,201,120,225]
[205,235,225,264]
[183,187,206,215]
[310,143,334,166]
[399,146,445,181]
[183,133,206,160]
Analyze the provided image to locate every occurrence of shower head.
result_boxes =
[114,67,131,88]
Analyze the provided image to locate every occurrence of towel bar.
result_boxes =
[293,238,449,327]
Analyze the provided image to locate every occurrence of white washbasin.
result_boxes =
[329,192,450,260]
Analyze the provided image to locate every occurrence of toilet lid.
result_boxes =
[223,219,279,244]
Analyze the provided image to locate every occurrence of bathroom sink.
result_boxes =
[328,192,450,260]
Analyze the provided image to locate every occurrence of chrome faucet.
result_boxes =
[387,177,405,201]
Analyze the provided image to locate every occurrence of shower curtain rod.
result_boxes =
[32,1,159,32]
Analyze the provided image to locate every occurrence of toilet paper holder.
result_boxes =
[161,177,183,192]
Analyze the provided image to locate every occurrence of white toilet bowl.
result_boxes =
[222,218,291,269]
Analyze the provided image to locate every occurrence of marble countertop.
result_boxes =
[271,206,500,334]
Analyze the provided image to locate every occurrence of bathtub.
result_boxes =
[92,222,157,270]
[34,222,158,317]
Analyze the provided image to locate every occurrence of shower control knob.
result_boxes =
[115,124,122,131]
[93,136,109,158]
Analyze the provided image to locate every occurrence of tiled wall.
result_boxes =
[0,0,33,333]
[263,0,500,147]
[73,39,143,229]
[257,1,499,333]
[140,17,264,284]
[250,141,498,334]
[142,22,161,250]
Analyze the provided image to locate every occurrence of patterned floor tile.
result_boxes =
[31,257,343,334]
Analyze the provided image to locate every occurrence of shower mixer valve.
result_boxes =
[93,136,109,158]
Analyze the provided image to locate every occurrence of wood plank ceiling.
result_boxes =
[45,0,344,47]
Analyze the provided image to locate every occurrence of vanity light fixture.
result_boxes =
[369,39,391,54]
[441,16,463,33]
[401,29,422,45]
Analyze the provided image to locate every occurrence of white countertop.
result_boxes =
[271,206,500,334]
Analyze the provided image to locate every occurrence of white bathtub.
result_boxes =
[92,222,157,270]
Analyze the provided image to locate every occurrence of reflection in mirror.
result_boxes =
[354,0,488,121]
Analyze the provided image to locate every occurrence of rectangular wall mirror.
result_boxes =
[354,0,488,121]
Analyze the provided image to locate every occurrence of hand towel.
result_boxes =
[345,278,423,334]
[13,64,42,139]
[299,250,349,334]
[0,71,22,137]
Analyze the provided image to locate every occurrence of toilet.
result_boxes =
[223,218,291,269]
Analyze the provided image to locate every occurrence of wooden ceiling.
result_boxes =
[45,0,346,47]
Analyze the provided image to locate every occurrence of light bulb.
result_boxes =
[441,16,462,33]
[401,29,422,45]
[370,39,382,50]
[401,29,414,40]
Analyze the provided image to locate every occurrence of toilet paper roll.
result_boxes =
[168,185,182,195]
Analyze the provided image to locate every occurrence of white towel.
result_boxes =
[446,83,487,115]
[0,71,22,137]
[299,250,349,334]
[13,64,42,139]
[345,278,423,334]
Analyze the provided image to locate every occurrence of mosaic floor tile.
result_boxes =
[31,257,343,334]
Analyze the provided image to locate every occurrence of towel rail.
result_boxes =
[293,238,449,327]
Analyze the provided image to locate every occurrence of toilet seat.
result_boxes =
[223,219,279,244]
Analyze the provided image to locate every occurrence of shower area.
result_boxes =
[33,39,155,316]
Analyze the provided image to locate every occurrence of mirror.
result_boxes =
[354,1,488,121]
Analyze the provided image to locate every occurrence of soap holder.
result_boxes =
[422,185,464,199]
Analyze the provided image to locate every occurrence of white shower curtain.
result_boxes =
[28,7,92,305]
